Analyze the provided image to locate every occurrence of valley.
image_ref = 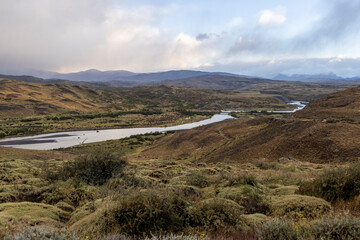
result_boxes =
[1,77,360,239]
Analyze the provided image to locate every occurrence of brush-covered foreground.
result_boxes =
[1,136,360,239]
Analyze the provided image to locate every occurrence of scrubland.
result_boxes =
[1,81,360,239]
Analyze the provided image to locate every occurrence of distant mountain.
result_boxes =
[28,69,136,82]
[273,73,343,81]
[272,73,360,85]
[19,69,241,84]
[149,74,285,90]
[121,70,240,83]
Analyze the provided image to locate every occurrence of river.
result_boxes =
[0,101,306,150]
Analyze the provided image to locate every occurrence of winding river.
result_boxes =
[0,101,306,150]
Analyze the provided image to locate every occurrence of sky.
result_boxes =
[1,0,360,77]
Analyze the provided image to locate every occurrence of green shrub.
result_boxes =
[269,195,331,220]
[188,198,244,232]
[223,173,258,187]
[310,216,360,240]
[60,148,126,185]
[298,163,360,203]
[257,217,360,240]
[100,190,190,236]
[219,186,269,214]
[186,171,210,188]
[257,218,302,240]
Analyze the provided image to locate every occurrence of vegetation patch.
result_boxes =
[298,163,360,203]
[269,195,331,220]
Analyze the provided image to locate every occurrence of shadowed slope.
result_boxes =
[140,86,360,163]
[293,86,360,120]
[140,117,360,163]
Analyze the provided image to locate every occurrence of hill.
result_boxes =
[150,74,350,101]
[140,86,360,163]
[139,117,360,163]
[150,74,272,90]
[0,78,105,118]
[293,86,360,120]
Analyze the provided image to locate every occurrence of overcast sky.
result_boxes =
[1,0,360,77]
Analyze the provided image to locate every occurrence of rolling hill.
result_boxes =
[139,86,360,163]
[293,86,360,120]
[150,74,350,101]
[0,78,107,118]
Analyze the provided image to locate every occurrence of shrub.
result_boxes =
[103,233,205,240]
[219,186,269,214]
[222,173,259,187]
[257,218,302,240]
[111,190,190,235]
[257,216,360,240]
[74,190,192,237]
[298,163,360,203]
[60,148,126,185]
[4,228,77,240]
[188,198,244,232]
[241,213,268,229]
[269,195,331,220]
[186,171,210,188]
[310,216,360,240]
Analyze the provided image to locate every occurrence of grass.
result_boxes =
[0,141,357,238]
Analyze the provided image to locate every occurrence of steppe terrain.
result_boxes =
[1,79,359,239]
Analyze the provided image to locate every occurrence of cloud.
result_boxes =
[228,17,243,28]
[201,57,360,78]
[196,33,220,41]
[0,0,111,73]
[293,0,360,53]
[258,8,286,26]
[1,0,360,77]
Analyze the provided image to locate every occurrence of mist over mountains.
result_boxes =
[1,69,360,87]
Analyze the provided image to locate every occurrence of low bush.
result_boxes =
[186,171,210,188]
[71,190,191,237]
[219,186,269,214]
[298,163,360,203]
[269,195,331,220]
[222,173,258,187]
[103,233,205,240]
[257,216,360,240]
[188,198,244,233]
[110,190,190,235]
[60,148,126,185]
[4,228,77,240]
[257,218,301,240]
[310,216,360,240]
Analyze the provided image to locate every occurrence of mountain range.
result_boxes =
[1,69,360,87]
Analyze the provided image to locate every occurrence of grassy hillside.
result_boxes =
[151,74,350,101]
[294,86,360,120]
[140,117,360,163]
[0,78,105,118]
[140,86,360,164]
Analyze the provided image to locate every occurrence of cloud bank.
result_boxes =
[0,0,360,77]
